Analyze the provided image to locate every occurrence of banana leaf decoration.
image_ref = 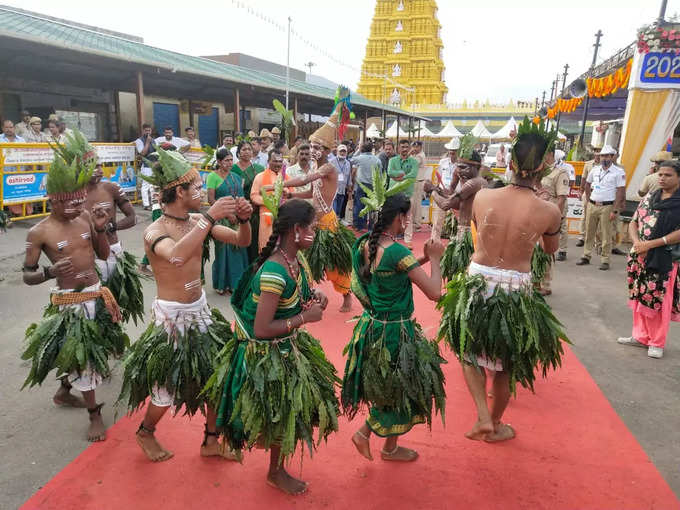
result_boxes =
[201,145,216,170]
[261,176,285,220]
[357,166,414,217]
[272,99,296,140]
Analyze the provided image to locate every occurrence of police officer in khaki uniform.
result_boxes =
[536,149,570,295]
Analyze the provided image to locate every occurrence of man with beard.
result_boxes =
[250,150,289,251]
[286,143,313,202]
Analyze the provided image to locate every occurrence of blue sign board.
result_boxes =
[640,52,680,84]
[2,171,47,204]
[103,165,137,193]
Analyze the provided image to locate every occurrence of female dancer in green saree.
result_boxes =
[342,193,447,462]
[206,199,339,495]
[231,141,264,263]
[207,148,249,294]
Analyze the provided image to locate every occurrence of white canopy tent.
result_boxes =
[490,117,518,140]
[436,120,464,138]
[366,123,381,139]
[471,120,493,139]
[413,125,436,138]
[385,120,410,138]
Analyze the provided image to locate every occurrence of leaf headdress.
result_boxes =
[49,128,98,168]
[457,133,480,165]
[358,167,414,218]
[511,116,558,179]
[46,128,95,200]
[140,146,200,191]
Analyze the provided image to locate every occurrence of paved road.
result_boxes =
[0,208,678,508]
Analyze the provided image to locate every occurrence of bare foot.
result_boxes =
[464,419,494,441]
[136,430,174,462]
[484,423,516,443]
[267,468,307,495]
[53,386,87,408]
[351,431,373,461]
[87,409,107,442]
[200,441,241,462]
[339,294,352,313]
[380,446,418,462]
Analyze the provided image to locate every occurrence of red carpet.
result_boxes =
[22,233,679,510]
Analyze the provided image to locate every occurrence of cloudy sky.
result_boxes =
[4,0,674,103]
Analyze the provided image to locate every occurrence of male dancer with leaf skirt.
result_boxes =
[438,117,570,443]
[22,145,126,442]
[117,147,253,462]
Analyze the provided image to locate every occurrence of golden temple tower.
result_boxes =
[357,0,447,108]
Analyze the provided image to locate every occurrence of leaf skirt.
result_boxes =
[531,245,552,285]
[117,308,231,416]
[105,251,148,326]
[437,273,570,394]
[21,300,129,389]
[209,329,340,460]
[341,313,446,437]
[304,220,356,282]
[441,230,473,280]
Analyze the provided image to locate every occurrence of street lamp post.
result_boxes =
[555,63,569,134]
[578,30,603,148]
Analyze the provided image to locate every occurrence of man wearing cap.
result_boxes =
[553,149,574,261]
[24,117,46,143]
[639,151,673,197]
[270,127,289,155]
[576,144,626,270]
[15,110,31,137]
[576,146,601,247]
[430,138,459,241]
[260,128,274,153]
[330,144,352,221]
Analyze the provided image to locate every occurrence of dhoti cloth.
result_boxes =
[96,241,146,324]
[438,261,569,392]
[118,291,231,415]
[305,210,354,296]
[95,241,123,282]
[22,283,126,392]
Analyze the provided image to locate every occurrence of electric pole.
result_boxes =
[579,30,603,148]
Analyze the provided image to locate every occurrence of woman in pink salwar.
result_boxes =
[619,160,680,359]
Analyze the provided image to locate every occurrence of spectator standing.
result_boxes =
[15,110,31,137]
[46,119,66,144]
[24,117,46,143]
[554,149,574,261]
[431,138,459,240]
[639,151,673,198]
[330,144,352,221]
[154,126,189,152]
[378,140,396,173]
[134,123,156,210]
[388,139,419,248]
[251,137,269,168]
[287,136,304,165]
[286,143,313,201]
[1,120,30,217]
[350,142,381,231]
[496,144,507,168]
[410,140,428,231]
[270,127,289,155]
[576,145,626,270]
[577,146,601,247]
[618,159,680,359]
[183,126,202,149]
[57,118,73,138]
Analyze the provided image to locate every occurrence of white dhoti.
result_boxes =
[149,291,213,407]
[54,282,104,392]
[466,262,533,372]
[95,241,123,282]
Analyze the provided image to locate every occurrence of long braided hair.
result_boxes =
[256,198,316,269]
[360,193,411,282]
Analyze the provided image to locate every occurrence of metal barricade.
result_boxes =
[1,143,139,221]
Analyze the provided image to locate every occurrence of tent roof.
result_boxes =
[436,120,463,138]
[385,121,409,137]
[490,117,518,140]
[414,125,436,138]
[366,123,381,138]
[471,120,493,138]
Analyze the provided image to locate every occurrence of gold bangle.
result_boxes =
[286,318,293,333]
[663,236,668,245]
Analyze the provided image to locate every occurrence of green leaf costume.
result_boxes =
[342,235,446,436]
[208,255,340,460]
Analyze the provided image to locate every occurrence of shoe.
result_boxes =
[648,346,664,359]
[576,239,584,247]
[556,252,567,261]
[576,257,590,266]
[617,336,646,348]
[599,263,610,271]
[612,248,626,256]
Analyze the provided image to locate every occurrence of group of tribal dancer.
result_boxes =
[20,101,569,495]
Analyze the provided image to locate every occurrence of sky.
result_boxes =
[3,0,677,103]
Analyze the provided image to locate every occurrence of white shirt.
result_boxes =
[135,137,156,176]
[154,136,189,150]
[559,161,575,182]
[587,164,626,202]
[438,157,456,188]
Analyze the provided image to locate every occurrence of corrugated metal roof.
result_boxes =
[0,6,423,118]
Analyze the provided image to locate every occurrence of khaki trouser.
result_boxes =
[558,204,568,252]
[430,202,446,241]
[411,181,424,229]
[584,203,614,264]
[579,199,589,240]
